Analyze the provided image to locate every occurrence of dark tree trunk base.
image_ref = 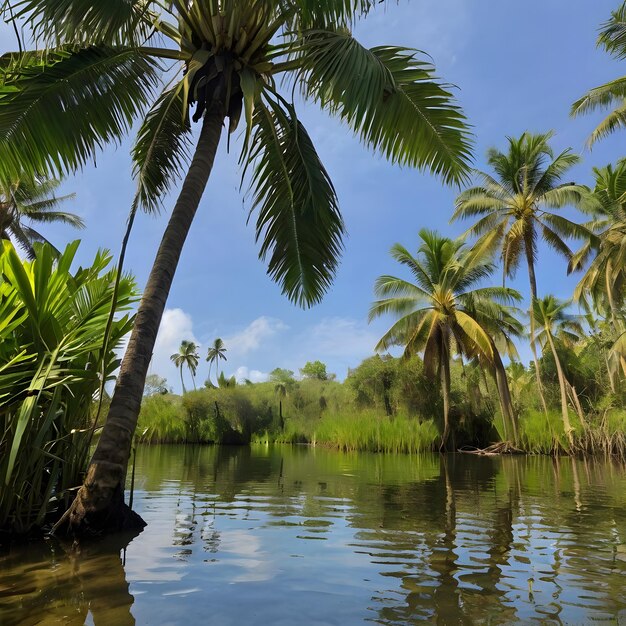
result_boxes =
[52,483,146,539]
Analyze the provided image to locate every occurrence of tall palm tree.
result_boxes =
[571,161,626,381]
[170,339,199,393]
[451,131,590,414]
[369,229,522,449]
[531,296,583,450]
[2,1,472,534]
[0,176,83,258]
[571,2,626,144]
[206,338,227,385]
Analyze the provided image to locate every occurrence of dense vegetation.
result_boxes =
[0,242,136,535]
[1,1,626,538]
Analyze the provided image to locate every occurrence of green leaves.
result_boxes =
[0,46,160,182]
[245,98,344,307]
[295,29,473,185]
[0,240,137,532]
[12,0,154,46]
[132,83,192,214]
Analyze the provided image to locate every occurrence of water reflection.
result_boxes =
[2,446,626,625]
[0,532,139,626]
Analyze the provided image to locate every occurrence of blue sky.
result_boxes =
[2,1,624,391]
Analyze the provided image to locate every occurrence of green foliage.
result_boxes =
[313,411,440,454]
[1,1,472,308]
[0,175,83,258]
[0,241,137,534]
[300,360,329,380]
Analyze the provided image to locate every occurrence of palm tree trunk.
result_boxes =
[180,366,186,395]
[545,330,574,451]
[54,105,226,536]
[525,237,549,416]
[492,347,518,444]
[440,345,451,451]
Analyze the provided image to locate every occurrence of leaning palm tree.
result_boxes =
[451,131,590,414]
[0,176,83,258]
[2,1,472,534]
[369,229,522,449]
[571,2,626,144]
[206,338,227,386]
[170,340,200,393]
[531,296,583,450]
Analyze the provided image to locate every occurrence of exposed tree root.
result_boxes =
[458,441,525,456]
[50,483,145,539]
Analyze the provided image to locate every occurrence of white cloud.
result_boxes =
[292,317,381,379]
[149,308,200,392]
[233,366,269,384]
[224,316,287,356]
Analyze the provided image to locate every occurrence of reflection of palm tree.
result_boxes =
[206,338,227,386]
[170,340,199,393]
[0,176,83,258]
[370,229,521,448]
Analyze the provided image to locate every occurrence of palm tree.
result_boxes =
[451,131,590,414]
[0,176,83,258]
[369,229,522,449]
[531,296,583,450]
[3,1,472,534]
[206,338,227,385]
[571,161,626,382]
[571,2,626,144]
[170,340,199,393]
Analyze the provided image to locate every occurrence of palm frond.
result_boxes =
[245,98,344,307]
[295,29,473,185]
[0,46,160,182]
[13,0,154,46]
[131,82,193,214]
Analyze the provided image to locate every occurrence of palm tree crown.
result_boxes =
[571,2,626,144]
[1,0,474,533]
[1,0,473,305]
[369,229,522,446]
[0,176,83,258]
[170,339,199,393]
[451,131,590,299]
[572,161,626,314]
[206,337,227,385]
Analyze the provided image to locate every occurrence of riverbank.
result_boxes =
[137,384,626,457]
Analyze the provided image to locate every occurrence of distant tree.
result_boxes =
[206,338,227,386]
[144,374,169,396]
[170,340,199,393]
[0,176,83,258]
[572,2,626,144]
[300,360,329,380]
[270,368,296,385]
[347,355,397,415]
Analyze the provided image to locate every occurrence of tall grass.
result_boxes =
[0,242,136,536]
[313,411,439,453]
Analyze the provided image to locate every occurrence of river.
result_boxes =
[1,445,626,624]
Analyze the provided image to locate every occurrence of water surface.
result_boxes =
[2,445,626,625]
